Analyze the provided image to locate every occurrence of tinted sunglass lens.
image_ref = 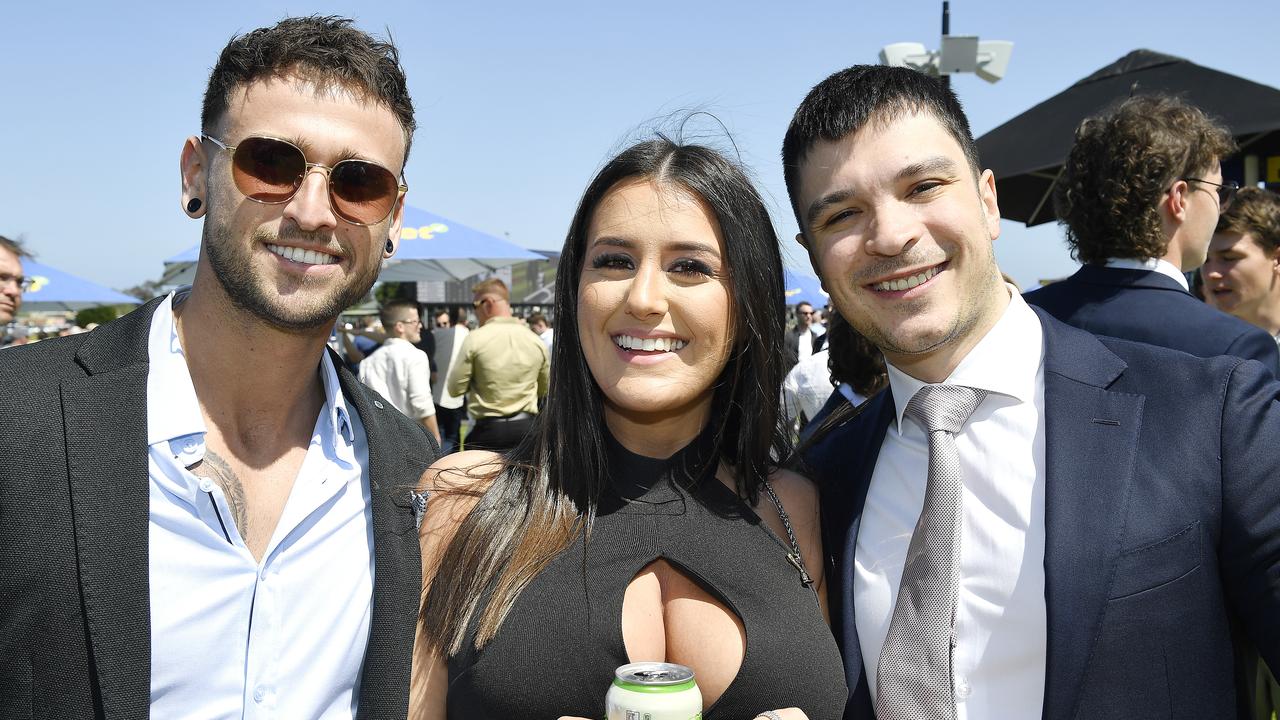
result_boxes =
[330,161,400,224]
[233,137,305,202]
[1220,183,1238,207]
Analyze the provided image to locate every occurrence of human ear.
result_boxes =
[180,136,208,218]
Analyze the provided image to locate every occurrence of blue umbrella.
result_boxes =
[160,206,543,285]
[20,260,142,311]
[380,206,543,282]
[783,269,827,307]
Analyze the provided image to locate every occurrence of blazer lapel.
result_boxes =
[64,300,160,719]
[815,389,894,718]
[1034,310,1144,720]
[340,363,428,720]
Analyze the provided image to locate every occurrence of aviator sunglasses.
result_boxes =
[202,134,408,226]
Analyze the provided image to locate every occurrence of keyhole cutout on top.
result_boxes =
[621,557,746,709]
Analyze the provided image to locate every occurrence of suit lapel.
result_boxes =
[64,300,161,719]
[1035,310,1144,720]
[816,389,894,717]
[339,363,428,720]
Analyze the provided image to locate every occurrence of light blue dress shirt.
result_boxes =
[145,292,374,719]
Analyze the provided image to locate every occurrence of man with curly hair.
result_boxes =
[1203,187,1280,347]
[1025,94,1279,377]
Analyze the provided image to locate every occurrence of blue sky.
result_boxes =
[2,0,1276,293]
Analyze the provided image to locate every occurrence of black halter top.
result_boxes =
[445,432,848,718]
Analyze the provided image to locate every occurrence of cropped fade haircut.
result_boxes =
[378,299,419,329]
[201,16,416,166]
[782,65,982,237]
[471,277,510,300]
[1216,187,1280,254]
[1056,94,1235,265]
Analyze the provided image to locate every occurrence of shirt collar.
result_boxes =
[885,285,1044,435]
[1104,257,1190,291]
[146,291,207,446]
[146,290,354,446]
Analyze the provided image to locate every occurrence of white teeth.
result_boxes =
[612,335,687,352]
[267,243,338,266]
[873,265,939,292]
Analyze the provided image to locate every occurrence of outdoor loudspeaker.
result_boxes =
[879,42,932,72]
[975,40,1014,83]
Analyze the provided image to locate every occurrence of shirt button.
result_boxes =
[955,677,972,700]
[259,568,269,581]
[253,686,266,702]
[199,479,214,492]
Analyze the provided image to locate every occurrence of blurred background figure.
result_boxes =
[783,300,822,369]
[1026,94,1280,378]
[0,236,29,323]
[793,311,888,446]
[358,300,440,445]
[527,311,554,351]
[446,278,549,452]
[431,306,469,453]
[1203,187,1280,347]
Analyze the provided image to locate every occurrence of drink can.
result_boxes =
[605,662,703,720]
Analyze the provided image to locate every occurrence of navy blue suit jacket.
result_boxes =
[803,309,1280,720]
[1024,264,1280,377]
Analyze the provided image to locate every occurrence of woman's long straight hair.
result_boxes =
[420,138,792,655]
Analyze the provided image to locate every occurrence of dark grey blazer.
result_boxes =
[0,297,438,719]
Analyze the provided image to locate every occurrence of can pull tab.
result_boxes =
[787,552,814,587]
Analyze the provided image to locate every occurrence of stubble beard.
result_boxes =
[204,223,381,333]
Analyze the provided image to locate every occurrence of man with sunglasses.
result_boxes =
[1025,93,1280,377]
[0,17,436,719]
[359,300,441,445]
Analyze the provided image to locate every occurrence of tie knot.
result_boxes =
[904,384,987,435]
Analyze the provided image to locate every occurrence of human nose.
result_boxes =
[625,262,668,319]
[864,200,920,257]
[283,165,339,231]
[1202,261,1223,280]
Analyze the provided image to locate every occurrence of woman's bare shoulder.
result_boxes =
[764,466,820,513]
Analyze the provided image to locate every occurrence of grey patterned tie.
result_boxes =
[875,384,988,720]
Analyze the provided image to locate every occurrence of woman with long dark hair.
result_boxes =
[409,138,847,719]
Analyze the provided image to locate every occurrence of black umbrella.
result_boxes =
[976,49,1280,226]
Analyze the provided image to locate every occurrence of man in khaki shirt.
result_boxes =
[447,278,549,451]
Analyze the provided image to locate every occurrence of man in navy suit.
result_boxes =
[782,65,1280,719]
[1023,94,1279,377]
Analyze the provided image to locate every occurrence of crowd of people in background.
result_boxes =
[4,13,1280,720]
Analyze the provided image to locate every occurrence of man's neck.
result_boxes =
[174,283,329,449]
[1252,300,1280,337]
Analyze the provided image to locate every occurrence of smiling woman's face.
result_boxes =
[577,178,734,431]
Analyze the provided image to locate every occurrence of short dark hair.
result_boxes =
[201,16,416,165]
[0,235,28,259]
[1216,187,1280,254]
[423,137,791,654]
[527,312,548,327]
[1056,94,1236,264]
[782,65,981,237]
[378,299,418,328]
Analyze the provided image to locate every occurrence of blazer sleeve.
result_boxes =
[1217,357,1280,667]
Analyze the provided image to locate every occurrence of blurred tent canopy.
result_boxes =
[976,49,1280,226]
[20,259,142,312]
[161,206,542,286]
[784,269,828,307]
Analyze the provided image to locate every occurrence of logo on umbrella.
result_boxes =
[401,223,450,240]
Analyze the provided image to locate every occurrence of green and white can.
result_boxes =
[605,662,703,720]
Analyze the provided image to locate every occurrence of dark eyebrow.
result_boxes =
[805,189,856,229]
[590,236,720,256]
[803,155,961,228]
[895,156,959,182]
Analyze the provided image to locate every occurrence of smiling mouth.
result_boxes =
[871,264,942,292]
[612,335,687,352]
[267,243,340,266]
